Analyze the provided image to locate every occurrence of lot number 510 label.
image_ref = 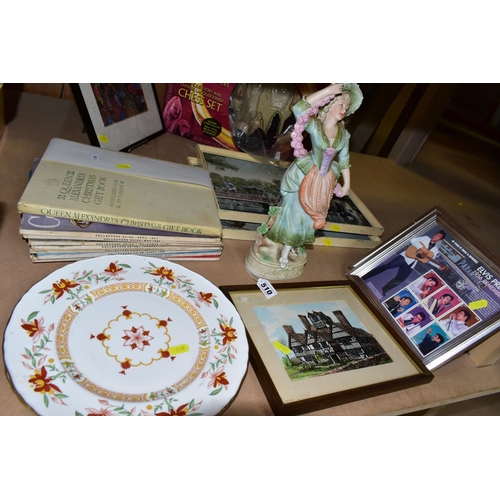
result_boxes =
[257,279,277,299]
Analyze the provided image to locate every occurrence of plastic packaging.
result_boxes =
[229,84,314,167]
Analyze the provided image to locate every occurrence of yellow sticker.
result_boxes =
[330,224,341,232]
[169,344,190,355]
[323,238,332,247]
[273,340,291,355]
[116,163,131,169]
[469,299,488,310]
[98,134,109,143]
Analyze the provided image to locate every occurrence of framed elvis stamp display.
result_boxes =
[347,207,500,371]
[221,281,432,415]
[71,84,165,152]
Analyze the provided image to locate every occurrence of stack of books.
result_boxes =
[17,139,223,263]
[193,144,385,249]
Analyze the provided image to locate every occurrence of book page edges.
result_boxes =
[42,138,213,189]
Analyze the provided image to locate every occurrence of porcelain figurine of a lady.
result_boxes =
[245,83,363,280]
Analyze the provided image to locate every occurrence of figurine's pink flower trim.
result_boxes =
[291,95,336,158]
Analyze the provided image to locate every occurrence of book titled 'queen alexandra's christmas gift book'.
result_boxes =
[17,138,222,238]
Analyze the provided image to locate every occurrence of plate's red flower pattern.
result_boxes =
[10,258,245,416]
[208,366,229,390]
[155,403,190,416]
[150,266,175,281]
[220,323,237,345]
[29,366,62,395]
[52,279,79,299]
[103,262,127,278]
[21,316,48,343]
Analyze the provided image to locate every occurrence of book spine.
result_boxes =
[18,202,221,238]
[30,248,222,256]
[29,245,222,253]
[222,229,256,241]
[310,236,381,249]
[221,230,379,248]
[30,251,221,262]
[28,239,221,249]
[31,254,221,263]
[322,221,381,236]
[21,232,218,243]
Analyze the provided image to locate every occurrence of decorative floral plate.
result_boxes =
[4,256,248,416]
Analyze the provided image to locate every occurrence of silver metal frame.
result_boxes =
[347,207,500,370]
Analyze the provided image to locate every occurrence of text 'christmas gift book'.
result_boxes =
[17,138,222,238]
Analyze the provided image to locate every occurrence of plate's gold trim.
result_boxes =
[56,282,211,402]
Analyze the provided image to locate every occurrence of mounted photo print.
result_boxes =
[348,206,500,370]
[222,281,432,415]
[195,144,384,238]
[71,84,165,152]
[187,155,381,249]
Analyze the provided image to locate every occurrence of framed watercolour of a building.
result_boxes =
[222,281,432,415]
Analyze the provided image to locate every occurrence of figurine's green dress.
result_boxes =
[266,99,352,247]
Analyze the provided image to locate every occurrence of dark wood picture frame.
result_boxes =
[222,280,432,416]
[347,206,500,370]
[71,83,165,152]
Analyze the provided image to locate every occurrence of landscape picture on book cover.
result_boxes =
[252,301,392,381]
[204,151,283,217]
[327,196,373,229]
[197,147,384,236]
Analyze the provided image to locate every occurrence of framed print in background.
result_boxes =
[195,144,384,237]
[71,84,165,152]
[347,206,500,371]
[222,281,432,415]
[187,155,381,249]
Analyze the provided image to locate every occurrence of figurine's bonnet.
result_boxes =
[291,83,363,158]
[341,83,363,117]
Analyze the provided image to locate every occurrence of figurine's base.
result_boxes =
[245,237,306,281]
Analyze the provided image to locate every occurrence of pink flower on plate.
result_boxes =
[122,326,153,351]
[195,291,214,307]
[86,407,115,416]
[21,316,47,343]
[208,366,229,390]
